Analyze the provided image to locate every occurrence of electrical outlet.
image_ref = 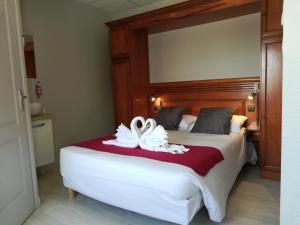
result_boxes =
[247,105,255,112]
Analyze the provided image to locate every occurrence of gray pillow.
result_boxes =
[154,106,185,130]
[191,108,233,134]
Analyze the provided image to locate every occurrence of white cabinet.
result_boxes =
[31,118,55,167]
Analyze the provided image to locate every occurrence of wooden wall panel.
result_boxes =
[107,0,262,132]
[149,77,260,126]
[112,59,132,127]
[107,1,282,180]
[260,0,283,180]
[266,0,283,32]
[24,42,36,78]
[265,42,282,169]
[128,29,150,118]
[107,0,260,30]
[260,38,282,179]
[110,25,129,58]
[262,0,283,38]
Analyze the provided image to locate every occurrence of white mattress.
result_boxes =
[60,130,246,223]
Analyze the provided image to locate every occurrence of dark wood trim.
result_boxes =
[261,0,283,38]
[149,76,260,93]
[24,41,34,52]
[259,0,283,180]
[149,77,260,126]
[260,22,282,181]
[111,58,133,127]
[109,24,129,58]
[107,0,261,30]
[24,41,36,78]
[262,35,282,44]
[262,30,283,40]
[149,3,260,34]
[261,169,280,180]
[128,28,150,118]
[107,0,283,182]
[111,53,130,60]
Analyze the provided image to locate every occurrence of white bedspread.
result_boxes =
[60,130,246,222]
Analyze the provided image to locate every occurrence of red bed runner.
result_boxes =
[73,136,224,176]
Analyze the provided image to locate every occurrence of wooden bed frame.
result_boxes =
[149,76,260,126]
[68,188,77,200]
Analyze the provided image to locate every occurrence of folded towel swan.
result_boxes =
[139,119,168,151]
[103,116,145,148]
[103,116,189,154]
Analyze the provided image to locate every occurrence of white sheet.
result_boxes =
[60,129,246,223]
[62,173,203,225]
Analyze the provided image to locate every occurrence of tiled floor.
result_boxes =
[24,165,280,225]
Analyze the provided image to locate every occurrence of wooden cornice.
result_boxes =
[106,0,261,30]
[262,30,283,40]
[149,76,260,94]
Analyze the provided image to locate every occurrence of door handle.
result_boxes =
[19,90,27,111]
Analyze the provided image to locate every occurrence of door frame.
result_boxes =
[15,0,40,208]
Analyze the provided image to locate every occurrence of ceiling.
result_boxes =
[73,0,165,14]
[72,0,188,20]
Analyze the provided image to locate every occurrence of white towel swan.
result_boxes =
[139,118,190,154]
[104,116,189,154]
[103,116,145,148]
[139,119,168,150]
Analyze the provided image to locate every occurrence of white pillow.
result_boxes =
[179,114,197,131]
[187,121,196,131]
[231,115,248,133]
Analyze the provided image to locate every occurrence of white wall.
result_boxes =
[21,0,114,168]
[280,1,300,224]
[149,13,260,83]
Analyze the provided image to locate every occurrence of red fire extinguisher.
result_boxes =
[35,80,43,98]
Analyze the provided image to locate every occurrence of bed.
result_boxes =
[60,129,247,225]
[60,77,259,224]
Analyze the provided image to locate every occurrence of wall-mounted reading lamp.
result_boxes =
[151,96,162,110]
[247,83,259,112]
[248,92,255,100]
[248,83,259,100]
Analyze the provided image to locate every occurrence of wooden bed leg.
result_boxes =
[68,188,77,200]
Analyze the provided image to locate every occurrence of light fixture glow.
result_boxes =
[248,92,254,100]
[151,97,162,110]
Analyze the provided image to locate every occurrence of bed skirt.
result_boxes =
[62,175,203,225]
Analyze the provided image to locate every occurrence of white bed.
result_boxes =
[60,129,247,225]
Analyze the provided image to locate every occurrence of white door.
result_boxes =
[0,0,37,225]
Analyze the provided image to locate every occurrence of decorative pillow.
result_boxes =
[191,108,233,135]
[178,114,197,131]
[231,115,248,133]
[154,106,185,130]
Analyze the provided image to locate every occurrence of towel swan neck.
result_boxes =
[130,116,145,138]
[141,118,156,136]
[139,119,167,151]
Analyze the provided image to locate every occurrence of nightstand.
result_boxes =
[246,122,259,142]
[246,129,260,142]
[246,122,260,165]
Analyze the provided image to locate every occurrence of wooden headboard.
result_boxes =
[148,77,260,126]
